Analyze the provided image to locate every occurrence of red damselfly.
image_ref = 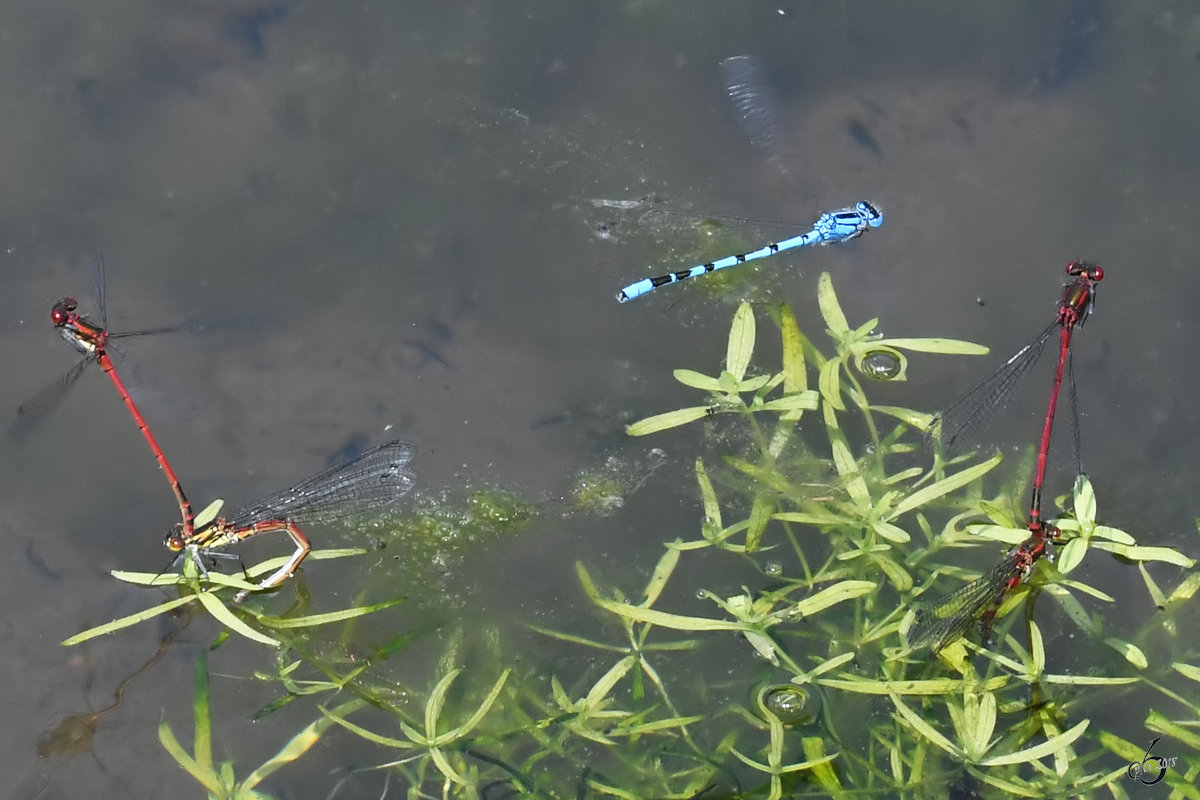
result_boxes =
[914,262,1104,651]
[929,261,1104,535]
[907,526,1057,652]
[11,255,195,535]
[165,440,415,601]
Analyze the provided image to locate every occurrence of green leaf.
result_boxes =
[642,546,680,607]
[195,498,225,528]
[673,368,722,391]
[1054,537,1086,575]
[872,337,989,355]
[759,391,820,412]
[1103,637,1148,669]
[192,652,214,772]
[242,699,366,789]
[890,693,961,758]
[1073,473,1097,523]
[817,272,850,336]
[778,303,808,395]
[726,302,755,382]
[424,668,461,738]
[887,453,1003,520]
[321,705,418,750]
[63,594,200,646]
[626,406,713,436]
[871,405,934,431]
[583,658,633,709]
[823,402,869,506]
[196,592,279,647]
[1174,662,1200,684]
[443,668,510,740]
[158,718,221,792]
[695,458,723,533]
[1092,543,1196,567]
[818,359,845,411]
[788,580,876,618]
[255,597,404,629]
[745,492,773,552]
[734,374,772,393]
[961,691,997,757]
[795,652,857,683]
[872,520,911,544]
[1039,674,1138,687]
[976,719,1090,766]
[1089,524,1136,544]
[825,677,1009,696]
[593,597,745,632]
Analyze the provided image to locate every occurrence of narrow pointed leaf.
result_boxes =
[192,653,214,772]
[1073,474,1096,523]
[779,303,808,394]
[696,458,723,532]
[425,668,463,736]
[873,338,989,355]
[872,520,911,544]
[759,391,819,412]
[584,658,634,709]
[977,719,1089,766]
[1056,537,1087,575]
[823,402,869,505]
[817,273,850,336]
[255,598,404,629]
[642,546,680,607]
[872,404,935,430]
[890,693,962,758]
[242,700,366,788]
[673,369,722,391]
[443,669,510,740]
[62,594,199,646]
[887,453,1003,520]
[818,359,845,411]
[745,492,773,552]
[789,581,876,618]
[726,302,756,382]
[626,406,713,436]
[593,597,745,631]
[195,498,225,528]
[196,591,279,647]
[1103,637,1148,669]
[158,719,222,791]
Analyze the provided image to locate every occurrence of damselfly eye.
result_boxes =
[165,535,185,552]
[1066,261,1103,281]
[50,298,76,325]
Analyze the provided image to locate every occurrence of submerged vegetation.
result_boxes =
[70,274,1199,798]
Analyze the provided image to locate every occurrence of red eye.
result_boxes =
[1065,262,1103,281]
[166,536,185,552]
[50,298,78,326]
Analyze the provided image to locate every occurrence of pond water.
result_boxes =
[1,1,1198,797]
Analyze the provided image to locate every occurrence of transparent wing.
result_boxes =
[229,440,416,527]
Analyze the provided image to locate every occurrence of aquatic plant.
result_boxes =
[75,273,1200,798]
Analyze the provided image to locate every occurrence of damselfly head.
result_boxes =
[857,200,884,228]
[164,526,186,552]
[50,298,78,326]
[1066,261,1103,282]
